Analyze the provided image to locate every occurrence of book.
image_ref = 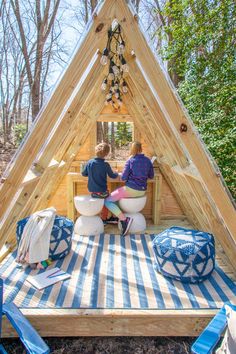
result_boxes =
[26,267,71,290]
[151,156,158,164]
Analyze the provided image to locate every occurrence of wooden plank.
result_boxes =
[97,113,133,122]
[116,0,236,243]
[55,81,106,162]
[2,308,217,337]
[185,175,236,266]
[21,159,60,186]
[0,0,117,217]
[152,175,162,225]
[67,173,77,221]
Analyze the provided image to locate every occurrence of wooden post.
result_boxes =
[67,174,76,221]
[152,175,162,225]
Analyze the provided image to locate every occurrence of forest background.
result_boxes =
[0,0,235,199]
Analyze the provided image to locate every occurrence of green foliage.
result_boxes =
[115,123,132,147]
[14,124,27,146]
[157,0,236,199]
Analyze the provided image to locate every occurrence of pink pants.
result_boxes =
[104,186,145,220]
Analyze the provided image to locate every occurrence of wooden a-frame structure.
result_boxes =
[0,0,236,337]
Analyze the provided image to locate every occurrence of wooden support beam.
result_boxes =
[171,164,201,181]
[97,113,133,122]
[21,159,60,186]
[152,175,162,225]
[0,0,117,217]
[1,308,218,337]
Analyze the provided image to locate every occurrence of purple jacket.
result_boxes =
[121,154,154,191]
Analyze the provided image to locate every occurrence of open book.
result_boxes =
[151,156,158,164]
[26,267,71,290]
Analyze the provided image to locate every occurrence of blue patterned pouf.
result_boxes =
[16,216,74,260]
[152,226,215,283]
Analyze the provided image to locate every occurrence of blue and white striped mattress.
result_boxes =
[1,234,236,309]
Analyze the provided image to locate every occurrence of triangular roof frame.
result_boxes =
[0,0,235,268]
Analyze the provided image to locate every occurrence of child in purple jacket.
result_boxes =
[105,142,154,236]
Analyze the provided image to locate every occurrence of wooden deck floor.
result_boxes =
[2,218,236,337]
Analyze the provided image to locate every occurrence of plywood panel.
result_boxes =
[48,176,68,216]
[75,135,91,161]
[100,101,129,115]
[161,177,184,217]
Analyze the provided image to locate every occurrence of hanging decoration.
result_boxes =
[100,19,129,108]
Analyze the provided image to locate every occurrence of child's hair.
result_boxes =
[130,141,142,156]
[95,142,110,158]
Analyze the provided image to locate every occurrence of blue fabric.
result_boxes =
[152,227,215,283]
[16,215,74,260]
[121,154,154,191]
[0,278,49,353]
[82,158,118,192]
[191,303,236,354]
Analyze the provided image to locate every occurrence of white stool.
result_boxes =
[118,213,146,233]
[74,195,104,235]
[118,195,147,213]
[74,195,104,216]
[118,196,147,234]
[74,215,104,235]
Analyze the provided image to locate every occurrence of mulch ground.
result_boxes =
[1,336,194,353]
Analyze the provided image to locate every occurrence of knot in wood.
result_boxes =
[180,123,188,133]
[95,23,104,33]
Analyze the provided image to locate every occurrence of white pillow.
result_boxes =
[216,305,236,354]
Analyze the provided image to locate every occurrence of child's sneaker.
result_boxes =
[120,217,133,236]
[106,216,119,224]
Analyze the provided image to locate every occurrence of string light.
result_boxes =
[101,78,107,91]
[122,81,128,94]
[100,48,109,65]
[100,19,129,108]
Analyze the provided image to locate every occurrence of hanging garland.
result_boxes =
[100,19,129,108]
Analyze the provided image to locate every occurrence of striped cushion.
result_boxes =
[152,227,215,283]
[16,216,74,260]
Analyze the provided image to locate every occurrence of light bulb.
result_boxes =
[122,81,128,93]
[100,55,108,65]
[101,79,107,91]
[106,93,112,100]
[112,18,119,31]
[122,85,128,94]
[110,61,119,76]
[118,98,123,106]
[121,63,129,73]
[112,65,120,76]
[108,71,115,80]
[117,41,125,55]
[114,83,119,90]
[121,57,129,73]
[111,80,115,92]
[100,48,108,65]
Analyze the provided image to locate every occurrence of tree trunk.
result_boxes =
[111,122,115,159]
